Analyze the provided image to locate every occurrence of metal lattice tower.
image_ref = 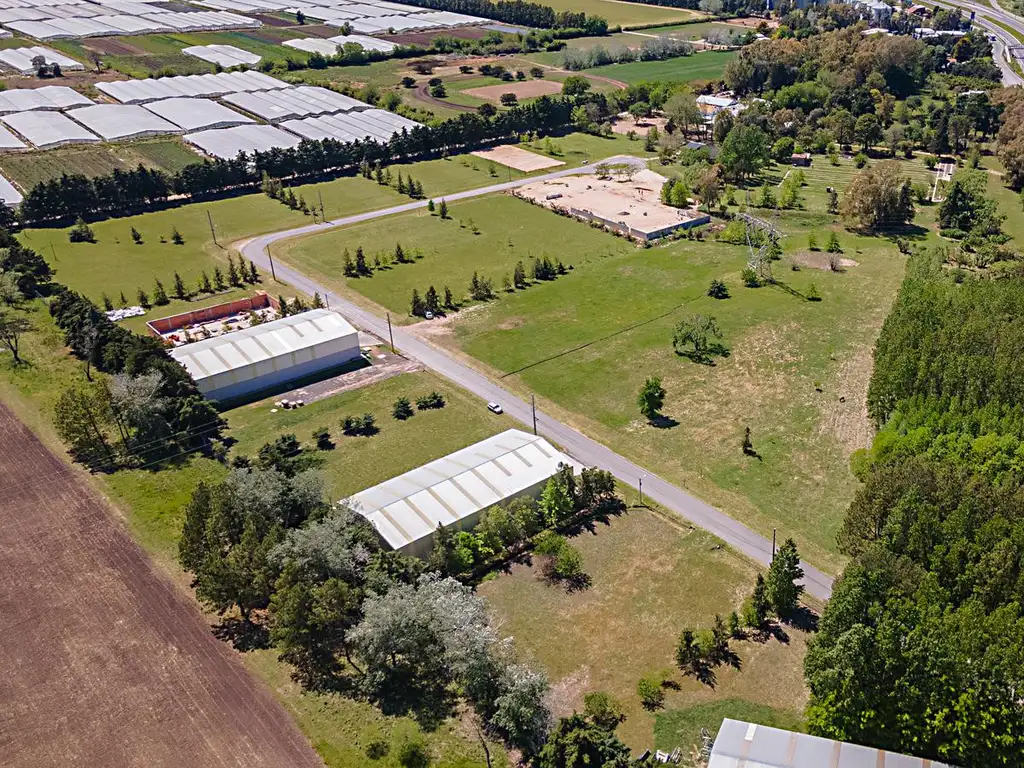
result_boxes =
[738,209,783,284]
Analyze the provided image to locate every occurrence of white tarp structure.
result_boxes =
[170,309,362,402]
[0,85,92,114]
[709,720,954,768]
[4,8,260,39]
[97,70,287,104]
[142,97,254,131]
[283,34,396,55]
[190,0,489,30]
[329,33,395,51]
[0,124,25,150]
[349,429,578,558]
[281,108,417,142]
[0,46,83,74]
[222,86,370,122]
[182,44,262,67]
[66,104,179,140]
[1,110,98,148]
[0,173,22,206]
[184,123,301,158]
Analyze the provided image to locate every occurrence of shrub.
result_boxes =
[68,217,95,243]
[396,738,430,768]
[342,413,377,436]
[636,675,665,710]
[807,283,822,302]
[312,426,333,450]
[742,267,760,287]
[853,152,868,168]
[365,739,389,760]
[583,692,625,730]
[416,391,446,410]
[707,279,730,299]
[393,397,414,420]
[534,530,567,556]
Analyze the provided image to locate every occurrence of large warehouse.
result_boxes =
[169,308,362,402]
[348,429,578,558]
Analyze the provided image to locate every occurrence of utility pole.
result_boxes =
[386,312,395,353]
[318,189,325,221]
[48,241,58,262]
[207,210,217,246]
[531,394,537,435]
[772,528,776,560]
[638,475,644,507]
[325,293,330,309]
[266,244,277,282]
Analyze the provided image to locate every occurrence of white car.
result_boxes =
[487,402,504,414]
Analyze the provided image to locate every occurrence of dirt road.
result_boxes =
[0,404,324,768]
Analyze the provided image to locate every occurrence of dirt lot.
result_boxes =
[611,114,667,137]
[463,79,562,102]
[0,403,324,768]
[382,26,488,46]
[472,144,565,172]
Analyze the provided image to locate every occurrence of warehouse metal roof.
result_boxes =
[1,110,98,148]
[349,429,577,552]
[0,46,84,74]
[66,104,180,140]
[184,122,301,158]
[0,85,91,114]
[96,70,287,103]
[221,86,370,122]
[709,720,955,768]
[182,43,262,67]
[142,97,253,131]
[170,308,358,380]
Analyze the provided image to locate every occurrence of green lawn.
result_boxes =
[584,50,737,84]
[478,507,809,751]
[278,155,934,574]
[0,302,509,768]
[654,699,805,753]
[523,0,706,27]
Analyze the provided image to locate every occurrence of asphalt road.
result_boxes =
[240,159,835,601]
[928,0,1024,86]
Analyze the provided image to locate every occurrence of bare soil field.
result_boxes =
[382,26,488,45]
[463,79,562,102]
[0,403,324,768]
[471,144,565,172]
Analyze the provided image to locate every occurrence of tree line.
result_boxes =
[806,249,1024,765]
[398,0,608,33]
[18,95,586,226]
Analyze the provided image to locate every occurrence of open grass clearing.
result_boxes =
[522,0,706,28]
[478,506,809,751]
[654,699,804,753]
[584,50,737,84]
[279,155,937,573]
[0,138,200,189]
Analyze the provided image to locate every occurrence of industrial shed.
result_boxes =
[709,720,953,768]
[0,85,92,114]
[221,86,370,122]
[0,46,84,74]
[184,123,301,158]
[97,70,287,104]
[66,104,180,140]
[142,97,254,131]
[182,43,262,67]
[170,308,362,402]
[1,110,98,148]
[349,429,578,558]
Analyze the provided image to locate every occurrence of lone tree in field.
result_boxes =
[438,199,449,219]
[839,161,915,231]
[672,315,723,364]
[637,377,666,423]
[0,310,31,364]
[766,538,804,617]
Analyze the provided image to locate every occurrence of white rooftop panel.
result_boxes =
[222,86,369,122]
[182,43,262,66]
[349,429,577,552]
[0,172,21,206]
[282,37,340,56]
[96,70,287,103]
[4,19,73,39]
[184,123,301,159]
[0,7,46,21]
[66,104,179,140]
[1,110,98,148]
[0,85,91,113]
[142,97,254,131]
[0,123,25,150]
[328,32,396,51]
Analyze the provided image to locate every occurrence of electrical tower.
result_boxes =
[738,208,782,284]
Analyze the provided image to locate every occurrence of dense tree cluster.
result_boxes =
[399,0,608,33]
[562,36,693,70]
[838,161,915,231]
[806,249,1024,765]
[19,96,585,225]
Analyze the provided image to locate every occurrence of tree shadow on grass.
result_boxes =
[649,414,680,429]
[747,622,790,645]
[782,605,819,633]
[213,616,270,652]
[675,344,730,366]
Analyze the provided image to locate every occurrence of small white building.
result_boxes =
[170,308,362,402]
[348,429,579,558]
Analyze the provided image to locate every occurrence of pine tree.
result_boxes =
[826,232,841,253]
[410,288,424,317]
[765,539,804,617]
[312,292,324,308]
[153,279,169,306]
[343,249,356,277]
[424,285,439,314]
[374,163,384,184]
[293,295,307,312]
[355,247,370,275]
[130,227,142,244]
[749,574,769,627]
[513,260,526,289]
[199,271,212,294]
[214,267,226,291]
[248,261,259,283]
[396,172,406,194]
[444,285,454,309]
[277,294,289,317]
[173,271,188,300]
[427,199,435,213]
[384,168,392,186]
[101,293,113,311]
[439,199,449,219]
[119,291,128,307]
[394,243,406,263]
[137,287,150,308]
[227,255,241,287]
[171,227,183,245]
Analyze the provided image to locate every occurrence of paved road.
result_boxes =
[932,1,1024,86]
[240,160,835,601]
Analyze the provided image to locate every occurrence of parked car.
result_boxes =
[487,402,504,414]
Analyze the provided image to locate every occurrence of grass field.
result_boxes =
[278,155,937,574]
[0,138,200,189]
[654,699,804,752]
[478,507,809,751]
[0,303,510,767]
[523,0,706,27]
[584,50,737,84]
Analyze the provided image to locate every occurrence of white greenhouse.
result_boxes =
[221,86,370,122]
[142,97,254,131]
[0,173,22,206]
[66,104,180,140]
[184,123,301,158]
[348,429,579,558]
[96,70,287,104]
[1,110,99,148]
[0,124,26,150]
[181,43,262,67]
[0,46,84,75]
[170,308,362,402]
[0,85,92,114]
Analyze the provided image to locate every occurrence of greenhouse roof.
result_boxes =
[0,85,92,114]
[66,104,180,140]
[96,70,287,104]
[142,97,254,131]
[184,123,302,159]
[1,110,99,148]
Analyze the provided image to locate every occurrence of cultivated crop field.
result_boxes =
[280,154,938,574]
[526,0,706,28]
[479,507,809,751]
[0,138,200,189]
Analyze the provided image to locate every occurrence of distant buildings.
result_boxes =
[697,93,744,122]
